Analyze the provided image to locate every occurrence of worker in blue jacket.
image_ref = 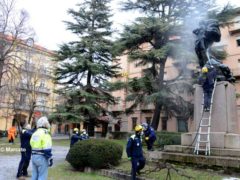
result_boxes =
[70,128,82,147]
[80,129,89,140]
[142,123,156,151]
[16,124,34,178]
[198,66,217,111]
[126,125,145,180]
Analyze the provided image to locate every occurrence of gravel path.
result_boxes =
[0,146,69,180]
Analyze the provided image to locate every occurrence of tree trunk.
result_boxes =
[88,118,95,136]
[151,103,162,130]
[0,60,4,88]
[151,60,166,130]
[28,102,36,124]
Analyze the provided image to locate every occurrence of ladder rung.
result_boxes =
[200,124,210,127]
[199,140,209,143]
[199,132,208,135]
[197,148,208,151]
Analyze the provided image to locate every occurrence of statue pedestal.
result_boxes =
[182,81,240,148]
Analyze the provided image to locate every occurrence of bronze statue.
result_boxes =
[193,19,235,82]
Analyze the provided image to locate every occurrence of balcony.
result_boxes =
[18,83,50,95]
[40,68,52,77]
[0,102,11,108]
[35,106,50,113]
[15,103,50,113]
[21,62,52,77]
[37,86,51,94]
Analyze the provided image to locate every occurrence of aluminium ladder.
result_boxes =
[194,80,217,156]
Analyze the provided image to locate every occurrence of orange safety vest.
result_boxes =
[8,126,16,140]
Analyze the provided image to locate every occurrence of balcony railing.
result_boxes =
[18,83,50,94]
[14,104,50,112]
[21,62,52,77]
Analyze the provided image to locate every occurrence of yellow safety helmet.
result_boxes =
[202,67,208,73]
[135,125,143,132]
[73,128,79,132]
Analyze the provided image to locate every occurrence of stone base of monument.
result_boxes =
[182,132,240,149]
[156,82,240,169]
[158,145,240,168]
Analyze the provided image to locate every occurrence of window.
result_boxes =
[115,119,121,132]
[161,117,168,131]
[39,79,45,87]
[237,38,240,46]
[132,117,137,130]
[177,117,188,132]
[19,94,26,105]
[58,124,62,133]
[108,126,112,132]
[146,117,152,125]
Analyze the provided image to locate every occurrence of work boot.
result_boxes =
[23,172,29,177]
[136,170,141,175]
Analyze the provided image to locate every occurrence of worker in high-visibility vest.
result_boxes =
[30,116,53,180]
[8,125,17,144]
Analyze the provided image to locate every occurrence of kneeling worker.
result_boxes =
[70,128,82,147]
[126,124,145,180]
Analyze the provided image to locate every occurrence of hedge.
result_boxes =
[66,139,123,169]
[156,131,182,148]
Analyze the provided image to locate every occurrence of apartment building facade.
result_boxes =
[0,39,57,130]
[108,14,240,133]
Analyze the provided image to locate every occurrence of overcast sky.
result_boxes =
[16,0,239,51]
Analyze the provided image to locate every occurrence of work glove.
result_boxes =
[128,157,132,160]
[22,129,26,134]
[145,137,149,141]
[48,157,53,167]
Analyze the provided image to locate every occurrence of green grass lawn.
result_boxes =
[115,159,236,180]
[48,161,113,180]
[52,139,70,147]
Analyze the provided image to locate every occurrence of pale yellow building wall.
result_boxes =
[0,42,57,130]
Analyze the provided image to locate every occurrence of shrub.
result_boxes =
[0,130,7,137]
[66,139,123,169]
[156,131,181,148]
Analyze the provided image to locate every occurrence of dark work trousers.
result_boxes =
[146,137,156,150]
[131,157,145,180]
[17,150,31,177]
[203,88,213,109]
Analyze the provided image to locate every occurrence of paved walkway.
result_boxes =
[0,145,69,180]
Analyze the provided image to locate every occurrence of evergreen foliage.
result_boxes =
[114,0,237,130]
[54,0,119,135]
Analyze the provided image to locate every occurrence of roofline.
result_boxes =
[0,33,56,56]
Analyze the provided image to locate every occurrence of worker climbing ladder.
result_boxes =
[194,80,217,155]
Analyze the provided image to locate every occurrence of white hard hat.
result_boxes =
[37,116,50,129]
[25,124,31,130]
